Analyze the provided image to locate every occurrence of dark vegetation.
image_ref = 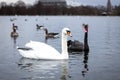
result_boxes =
[0,0,120,15]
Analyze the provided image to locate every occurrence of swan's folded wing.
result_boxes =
[24,41,61,59]
[74,40,84,47]
[25,41,60,54]
[25,41,49,50]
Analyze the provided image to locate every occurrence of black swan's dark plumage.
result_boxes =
[67,24,89,52]
[67,40,84,52]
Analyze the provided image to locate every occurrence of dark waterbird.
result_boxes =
[67,24,89,52]
[43,28,59,39]
[11,23,18,37]
[36,24,44,30]
[12,23,18,30]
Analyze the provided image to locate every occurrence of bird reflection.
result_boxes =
[17,58,69,80]
[11,36,18,48]
[44,37,48,43]
[17,58,33,70]
[60,60,68,80]
[82,51,89,77]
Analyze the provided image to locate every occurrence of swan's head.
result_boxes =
[83,24,88,32]
[62,28,72,37]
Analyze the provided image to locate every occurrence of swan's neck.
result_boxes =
[84,32,89,51]
[84,32,88,44]
[62,33,68,54]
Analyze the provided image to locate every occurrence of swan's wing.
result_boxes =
[25,41,52,49]
[18,41,61,59]
[25,41,60,54]
[74,40,83,47]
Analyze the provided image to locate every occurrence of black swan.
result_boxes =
[36,24,44,30]
[67,24,89,52]
[11,23,18,37]
[43,28,59,39]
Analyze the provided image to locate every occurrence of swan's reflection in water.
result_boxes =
[18,58,68,80]
[60,60,68,80]
[82,51,89,77]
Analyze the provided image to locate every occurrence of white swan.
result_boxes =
[18,28,72,60]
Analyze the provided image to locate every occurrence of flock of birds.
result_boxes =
[11,23,59,39]
[11,21,89,60]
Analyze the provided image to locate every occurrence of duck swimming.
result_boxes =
[17,28,72,60]
[36,24,44,30]
[11,23,18,37]
[43,28,59,39]
[67,24,89,52]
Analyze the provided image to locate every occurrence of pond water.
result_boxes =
[0,16,120,80]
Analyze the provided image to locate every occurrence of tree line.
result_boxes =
[0,0,120,15]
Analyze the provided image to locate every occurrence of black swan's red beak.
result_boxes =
[84,24,88,32]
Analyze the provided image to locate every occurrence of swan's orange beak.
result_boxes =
[67,31,72,37]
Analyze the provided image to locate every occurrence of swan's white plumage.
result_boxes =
[18,28,71,60]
